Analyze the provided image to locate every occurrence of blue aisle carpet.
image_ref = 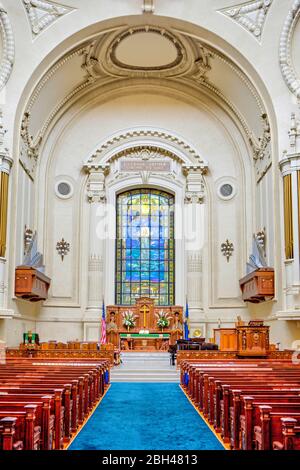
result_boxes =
[69,383,224,450]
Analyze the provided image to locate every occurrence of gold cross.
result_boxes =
[141,305,150,328]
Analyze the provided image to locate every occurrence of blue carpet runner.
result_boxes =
[69,383,224,450]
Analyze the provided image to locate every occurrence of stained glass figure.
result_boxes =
[116,189,175,305]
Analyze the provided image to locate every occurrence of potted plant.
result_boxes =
[122,310,137,332]
[156,310,171,332]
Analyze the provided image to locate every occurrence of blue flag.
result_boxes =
[184,299,189,340]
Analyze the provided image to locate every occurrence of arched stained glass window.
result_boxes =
[116,189,175,305]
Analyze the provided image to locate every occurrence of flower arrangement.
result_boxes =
[122,310,137,330]
[155,310,171,330]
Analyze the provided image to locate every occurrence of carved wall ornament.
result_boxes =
[192,46,214,82]
[56,238,70,261]
[221,239,234,262]
[20,111,42,160]
[142,0,155,13]
[279,0,300,99]
[86,169,107,204]
[184,166,206,204]
[0,6,15,91]
[219,0,273,42]
[288,112,300,152]
[22,0,74,37]
[248,113,271,161]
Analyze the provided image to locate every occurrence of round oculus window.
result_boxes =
[220,183,233,197]
[55,181,73,199]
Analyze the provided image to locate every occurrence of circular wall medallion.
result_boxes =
[55,180,73,199]
[217,182,235,200]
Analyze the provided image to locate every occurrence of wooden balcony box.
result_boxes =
[15,266,51,302]
[239,268,274,303]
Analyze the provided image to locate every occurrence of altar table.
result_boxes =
[120,333,170,351]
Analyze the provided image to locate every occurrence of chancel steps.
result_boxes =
[111,352,179,383]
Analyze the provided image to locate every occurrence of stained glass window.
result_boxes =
[116,189,175,305]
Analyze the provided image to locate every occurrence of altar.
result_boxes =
[106,297,183,351]
[120,333,170,351]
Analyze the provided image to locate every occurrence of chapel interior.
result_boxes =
[0,0,300,453]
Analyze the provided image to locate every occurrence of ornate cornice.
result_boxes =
[0,5,14,91]
[279,0,300,99]
[84,129,207,170]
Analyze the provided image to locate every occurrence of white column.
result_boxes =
[183,167,206,332]
[279,113,300,315]
[0,112,13,311]
[85,169,106,316]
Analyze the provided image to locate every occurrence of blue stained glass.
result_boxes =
[141,260,150,271]
[132,239,140,249]
[141,250,149,260]
[116,189,175,305]
[141,238,149,249]
[150,272,160,282]
[150,260,159,271]
[132,249,140,260]
[150,250,159,260]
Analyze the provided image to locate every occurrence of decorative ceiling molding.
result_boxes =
[0,5,15,91]
[142,0,155,14]
[103,26,190,78]
[19,25,269,181]
[279,0,300,99]
[219,0,273,42]
[22,0,74,37]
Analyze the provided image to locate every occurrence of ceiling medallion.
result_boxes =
[108,26,186,73]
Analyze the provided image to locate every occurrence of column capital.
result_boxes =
[0,154,13,174]
[279,152,300,176]
[183,166,206,204]
[86,167,107,204]
[0,110,13,174]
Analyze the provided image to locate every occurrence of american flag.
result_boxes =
[101,300,106,345]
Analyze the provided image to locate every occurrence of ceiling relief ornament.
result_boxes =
[279,0,300,100]
[104,26,189,78]
[0,5,15,91]
[219,0,273,42]
[142,0,155,14]
[22,0,74,37]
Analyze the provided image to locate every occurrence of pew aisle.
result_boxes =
[68,383,224,450]
[0,358,110,450]
[181,359,300,450]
